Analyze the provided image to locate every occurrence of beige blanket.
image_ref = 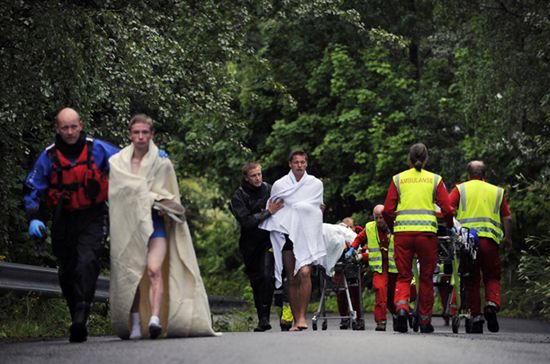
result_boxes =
[108,141,216,338]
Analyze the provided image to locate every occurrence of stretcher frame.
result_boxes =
[311,256,364,331]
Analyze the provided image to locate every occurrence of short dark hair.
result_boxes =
[241,161,261,176]
[288,150,308,162]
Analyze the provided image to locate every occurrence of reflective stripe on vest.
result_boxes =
[456,180,504,243]
[393,168,439,233]
[365,221,397,274]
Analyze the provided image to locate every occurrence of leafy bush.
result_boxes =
[516,235,550,319]
[0,293,110,340]
[179,177,249,298]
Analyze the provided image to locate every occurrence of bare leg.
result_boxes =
[295,265,311,328]
[147,237,167,317]
[283,250,300,330]
[283,249,311,330]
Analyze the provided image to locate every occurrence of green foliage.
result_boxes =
[261,38,416,220]
[212,308,257,333]
[0,0,253,262]
[0,293,110,340]
[179,177,247,297]
[506,172,550,319]
[515,235,550,319]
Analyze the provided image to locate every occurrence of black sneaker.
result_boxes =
[280,321,292,331]
[149,323,162,339]
[419,322,434,333]
[484,305,499,333]
[395,309,408,333]
[340,318,350,330]
[470,319,484,334]
[375,321,386,331]
[354,318,365,331]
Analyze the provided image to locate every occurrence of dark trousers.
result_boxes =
[51,204,107,319]
[241,242,275,320]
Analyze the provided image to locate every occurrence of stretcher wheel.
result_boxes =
[451,316,460,333]
[312,322,318,331]
[322,320,328,330]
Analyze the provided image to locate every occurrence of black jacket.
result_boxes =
[230,180,272,253]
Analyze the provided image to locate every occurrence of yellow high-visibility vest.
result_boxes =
[456,179,504,243]
[393,168,440,233]
[365,221,397,273]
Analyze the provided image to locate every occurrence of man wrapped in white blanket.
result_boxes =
[259,151,325,331]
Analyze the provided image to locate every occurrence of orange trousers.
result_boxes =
[372,270,397,322]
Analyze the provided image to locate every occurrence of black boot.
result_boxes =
[484,305,499,333]
[467,315,484,334]
[254,304,272,332]
[419,322,434,333]
[70,302,90,343]
[395,308,409,333]
[354,318,365,331]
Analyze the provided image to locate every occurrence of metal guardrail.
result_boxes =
[0,261,246,313]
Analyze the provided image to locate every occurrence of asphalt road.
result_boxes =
[2,314,549,364]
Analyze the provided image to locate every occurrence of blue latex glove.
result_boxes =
[29,219,46,239]
[449,227,458,237]
[345,247,356,258]
[158,149,169,158]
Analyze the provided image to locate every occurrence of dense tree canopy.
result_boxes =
[1,0,548,317]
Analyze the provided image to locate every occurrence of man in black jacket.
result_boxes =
[230,162,284,331]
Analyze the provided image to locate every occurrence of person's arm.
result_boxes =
[350,228,367,250]
[383,180,398,230]
[448,185,460,213]
[501,197,513,250]
[435,180,454,228]
[230,190,282,229]
[23,151,51,222]
[93,139,121,172]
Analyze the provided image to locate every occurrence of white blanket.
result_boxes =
[108,141,216,338]
[319,223,357,276]
[259,171,325,287]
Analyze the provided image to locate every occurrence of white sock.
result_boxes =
[149,315,160,327]
[129,312,142,339]
[131,312,141,327]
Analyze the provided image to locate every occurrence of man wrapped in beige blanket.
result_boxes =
[108,114,215,339]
